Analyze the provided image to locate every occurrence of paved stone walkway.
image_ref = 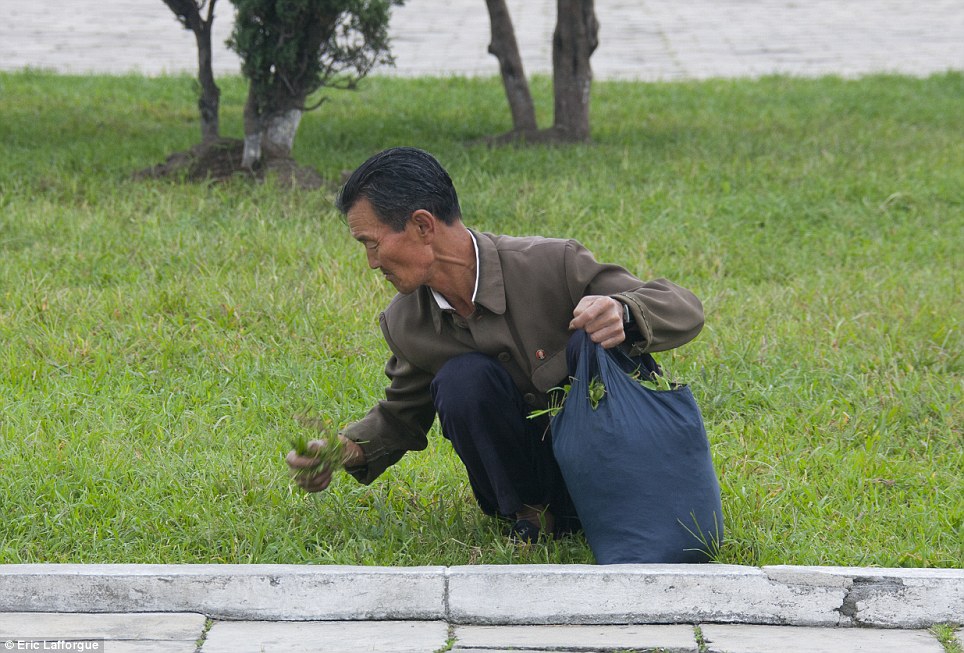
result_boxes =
[1,565,961,652]
[2,0,962,80]
[0,613,958,653]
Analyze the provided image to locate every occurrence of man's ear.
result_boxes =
[410,209,437,241]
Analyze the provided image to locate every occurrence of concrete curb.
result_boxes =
[1,564,960,629]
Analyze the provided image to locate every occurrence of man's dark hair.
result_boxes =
[335,147,462,231]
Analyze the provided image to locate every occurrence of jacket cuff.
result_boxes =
[612,293,653,353]
[342,437,405,485]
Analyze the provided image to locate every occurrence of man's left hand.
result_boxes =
[569,295,625,349]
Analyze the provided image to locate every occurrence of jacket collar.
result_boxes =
[428,229,506,334]
[470,229,507,316]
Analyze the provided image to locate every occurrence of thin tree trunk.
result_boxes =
[484,0,538,134]
[162,0,221,142]
[552,0,598,141]
[241,86,262,169]
[194,0,220,142]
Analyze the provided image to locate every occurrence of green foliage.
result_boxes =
[587,377,606,409]
[638,373,674,393]
[526,375,605,419]
[227,0,399,115]
[527,384,572,420]
[528,371,671,419]
[0,70,960,567]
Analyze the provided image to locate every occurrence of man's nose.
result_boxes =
[365,249,379,269]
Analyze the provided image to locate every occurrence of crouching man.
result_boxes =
[286,147,704,541]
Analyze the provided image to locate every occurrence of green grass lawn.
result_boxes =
[0,70,961,567]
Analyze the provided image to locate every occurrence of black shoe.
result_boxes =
[509,519,542,543]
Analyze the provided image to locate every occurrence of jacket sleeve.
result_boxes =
[564,239,704,355]
[340,313,436,484]
[611,280,704,355]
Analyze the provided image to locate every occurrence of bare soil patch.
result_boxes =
[135,138,325,190]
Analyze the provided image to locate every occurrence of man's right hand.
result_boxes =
[285,436,366,493]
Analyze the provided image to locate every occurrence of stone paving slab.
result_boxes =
[699,624,945,653]
[449,650,693,653]
[450,650,550,653]
[72,644,196,653]
[453,624,698,651]
[199,620,450,653]
[449,650,681,653]
[0,612,207,640]
[0,613,206,653]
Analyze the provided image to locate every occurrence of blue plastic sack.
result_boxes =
[551,330,723,564]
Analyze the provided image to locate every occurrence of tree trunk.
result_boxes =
[263,109,303,158]
[552,0,598,141]
[162,0,221,142]
[241,87,304,168]
[484,0,538,134]
[241,86,262,169]
[194,0,220,142]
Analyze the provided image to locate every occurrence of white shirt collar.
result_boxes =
[431,230,480,312]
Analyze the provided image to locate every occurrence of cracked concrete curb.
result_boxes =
[0,564,960,629]
[765,566,964,628]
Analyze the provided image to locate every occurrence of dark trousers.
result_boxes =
[430,352,579,533]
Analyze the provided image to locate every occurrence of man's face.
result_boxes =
[347,197,432,294]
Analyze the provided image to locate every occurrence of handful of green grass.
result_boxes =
[289,414,345,474]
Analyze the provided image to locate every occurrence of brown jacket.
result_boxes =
[342,230,704,483]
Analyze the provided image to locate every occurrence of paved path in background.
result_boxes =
[2,0,962,80]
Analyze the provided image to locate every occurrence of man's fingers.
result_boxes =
[570,296,626,348]
[285,438,334,492]
[287,453,334,492]
[285,439,328,469]
[286,450,319,470]
[570,296,604,328]
[571,296,621,329]
[294,467,333,492]
[588,322,626,349]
